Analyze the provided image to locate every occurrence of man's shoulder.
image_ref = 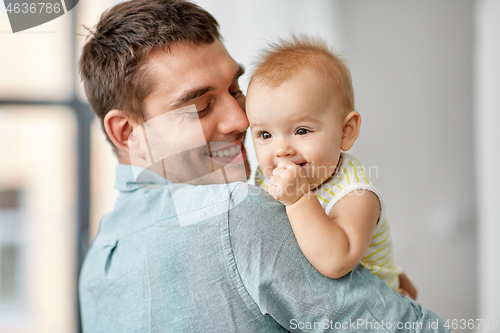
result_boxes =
[227,182,294,269]
[229,181,277,205]
[228,182,289,231]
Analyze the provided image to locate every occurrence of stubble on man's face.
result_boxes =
[128,41,251,185]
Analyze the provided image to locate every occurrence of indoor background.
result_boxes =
[0,0,499,332]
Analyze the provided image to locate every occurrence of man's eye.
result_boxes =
[230,89,242,97]
[296,128,309,135]
[259,132,272,140]
[197,103,210,117]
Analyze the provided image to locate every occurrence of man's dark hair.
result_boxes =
[79,0,220,145]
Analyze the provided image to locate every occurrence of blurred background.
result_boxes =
[0,0,499,332]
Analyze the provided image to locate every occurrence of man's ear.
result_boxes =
[104,109,137,154]
[341,111,361,151]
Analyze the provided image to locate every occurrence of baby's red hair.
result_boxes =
[250,35,355,115]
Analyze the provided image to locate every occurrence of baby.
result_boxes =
[246,35,414,297]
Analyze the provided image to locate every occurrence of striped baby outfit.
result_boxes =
[255,152,402,291]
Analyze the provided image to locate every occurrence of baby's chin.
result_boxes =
[305,169,337,190]
[304,180,322,192]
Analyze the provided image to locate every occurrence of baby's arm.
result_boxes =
[269,159,379,279]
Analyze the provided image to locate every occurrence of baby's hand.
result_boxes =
[268,158,310,206]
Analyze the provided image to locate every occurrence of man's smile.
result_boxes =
[207,142,247,166]
[209,144,241,158]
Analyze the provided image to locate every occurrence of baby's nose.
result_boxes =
[275,143,295,157]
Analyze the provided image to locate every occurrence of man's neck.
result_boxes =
[116,149,131,165]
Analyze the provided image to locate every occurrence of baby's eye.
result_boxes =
[259,131,272,140]
[295,128,309,136]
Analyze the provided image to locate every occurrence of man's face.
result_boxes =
[131,40,250,185]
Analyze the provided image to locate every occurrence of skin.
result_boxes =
[247,69,348,191]
[104,40,250,184]
[102,40,417,299]
[247,68,418,299]
[247,68,373,279]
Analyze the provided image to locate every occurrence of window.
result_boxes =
[0,106,78,332]
[0,189,24,305]
[1,0,92,329]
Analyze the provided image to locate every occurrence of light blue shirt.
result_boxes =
[79,165,449,332]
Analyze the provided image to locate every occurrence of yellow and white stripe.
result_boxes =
[255,152,402,291]
[314,152,401,291]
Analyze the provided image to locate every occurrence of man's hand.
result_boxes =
[268,159,310,206]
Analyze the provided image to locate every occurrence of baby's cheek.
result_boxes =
[261,164,274,179]
[255,152,273,177]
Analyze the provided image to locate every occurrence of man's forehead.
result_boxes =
[141,41,241,116]
[146,42,238,88]
[146,40,233,71]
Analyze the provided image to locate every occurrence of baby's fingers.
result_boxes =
[272,167,286,177]
[268,184,283,201]
[269,175,279,186]
[277,158,296,169]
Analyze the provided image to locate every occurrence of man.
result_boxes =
[79,0,447,331]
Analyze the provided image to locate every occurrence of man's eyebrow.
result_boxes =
[170,65,244,108]
[171,86,214,108]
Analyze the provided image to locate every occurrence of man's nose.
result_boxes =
[217,95,249,135]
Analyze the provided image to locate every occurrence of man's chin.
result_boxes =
[164,152,249,186]
[132,143,250,186]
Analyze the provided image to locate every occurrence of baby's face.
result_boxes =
[246,69,344,189]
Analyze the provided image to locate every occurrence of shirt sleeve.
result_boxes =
[227,183,449,333]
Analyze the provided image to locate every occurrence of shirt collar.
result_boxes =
[114,164,169,192]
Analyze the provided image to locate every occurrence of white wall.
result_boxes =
[475,0,500,326]
[339,0,476,325]
[196,0,345,176]
[197,0,496,328]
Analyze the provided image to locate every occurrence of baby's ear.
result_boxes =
[341,111,361,151]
